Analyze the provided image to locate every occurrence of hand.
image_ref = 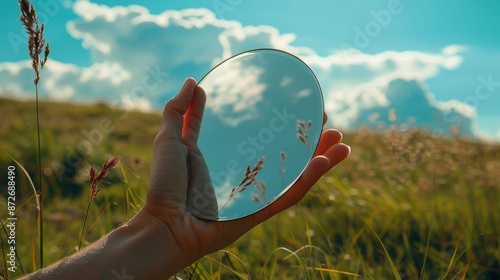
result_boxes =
[136,77,351,274]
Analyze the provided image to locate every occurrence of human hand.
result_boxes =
[136,77,351,274]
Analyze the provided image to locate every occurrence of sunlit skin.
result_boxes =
[22,78,350,279]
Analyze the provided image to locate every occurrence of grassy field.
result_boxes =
[1,97,499,279]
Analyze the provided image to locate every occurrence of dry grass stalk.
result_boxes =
[89,156,120,199]
[296,119,312,150]
[251,193,261,203]
[251,180,267,204]
[18,0,50,268]
[219,156,265,213]
[19,0,50,85]
[79,156,119,251]
[232,156,265,195]
[280,151,286,189]
[280,151,286,165]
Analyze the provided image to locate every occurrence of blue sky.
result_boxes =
[1,0,499,141]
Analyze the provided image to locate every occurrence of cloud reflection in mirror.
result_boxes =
[191,49,323,221]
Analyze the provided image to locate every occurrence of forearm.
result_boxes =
[21,211,189,280]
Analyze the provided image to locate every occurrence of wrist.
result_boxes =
[125,210,193,277]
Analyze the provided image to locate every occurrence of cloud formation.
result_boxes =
[0,1,488,139]
[201,59,266,126]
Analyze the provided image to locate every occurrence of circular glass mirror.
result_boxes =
[188,49,324,221]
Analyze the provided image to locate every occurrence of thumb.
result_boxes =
[156,78,196,143]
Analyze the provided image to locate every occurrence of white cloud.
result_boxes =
[335,78,481,138]
[215,177,235,211]
[296,89,312,99]
[442,44,468,56]
[280,76,293,87]
[0,1,491,140]
[201,59,266,126]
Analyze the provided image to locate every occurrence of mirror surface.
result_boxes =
[189,49,323,221]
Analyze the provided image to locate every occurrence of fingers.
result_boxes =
[182,85,207,147]
[323,112,328,126]
[313,129,343,157]
[323,143,351,170]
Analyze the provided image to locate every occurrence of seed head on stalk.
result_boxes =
[19,0,50,85]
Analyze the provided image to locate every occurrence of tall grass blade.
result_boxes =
[459,258,470,280]
[223,251,237,277]
[119,162,145,212]
[30,220,36,271]
[203,256,249,279]
[0,224,7,278]
[220,250,250,278]
[420,170,437,280]
[362,217,402,280]
[2,268,7,280]
[0,220,26,275]
[439,247,469,280]
[119,163,131,216]
[0,147,40,210]
[83,202,117,239]
[446,226,463,272]
[282,244,325,260]
[440,229,478,279]
[259,247,309,280]
[186,261,200,280]
[302,267,360,277]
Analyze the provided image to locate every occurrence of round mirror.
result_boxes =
[188,49,324,221]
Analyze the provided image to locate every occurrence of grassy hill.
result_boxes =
[1,97,499,279]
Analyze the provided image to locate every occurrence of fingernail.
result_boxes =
[181,77,194,91]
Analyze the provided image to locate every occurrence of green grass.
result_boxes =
[1,97,499,279]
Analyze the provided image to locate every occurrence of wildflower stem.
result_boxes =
[218,193,233,214]
[18,0,50,268]
[35,84,44,268]
[78,199,93,251]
